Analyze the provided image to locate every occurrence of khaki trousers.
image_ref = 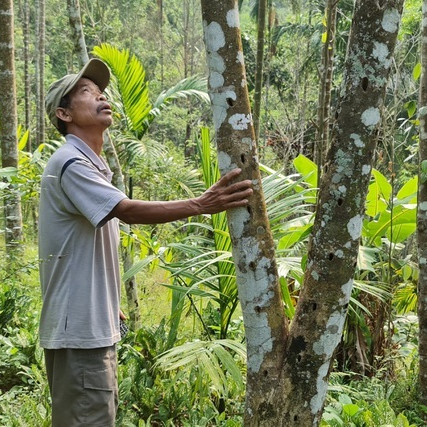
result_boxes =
[44,345,118,427]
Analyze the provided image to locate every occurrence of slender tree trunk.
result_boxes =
[0,0,23,254]
[23,0,31,142]
[66,0,90,65]
[279,1,404,425]
[200,0,288,422]
[418,0,427,419]
[315,0,337,183]
[65,0,140,327]
[36,0,45,146]
[253,0,266,143]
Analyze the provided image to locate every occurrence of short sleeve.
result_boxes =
[60,159,127,227]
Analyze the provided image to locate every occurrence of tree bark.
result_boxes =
[253,0,267,143]
[315,0,337,183]
[279,1,404,425]
[66,0,90,65]
[418,0,427,420]
[200,0,289,423]
[36,0,45,146]
[0,0,23,254]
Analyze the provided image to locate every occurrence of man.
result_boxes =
[39,58,252,426]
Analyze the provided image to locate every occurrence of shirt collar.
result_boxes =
[65,134,112,178]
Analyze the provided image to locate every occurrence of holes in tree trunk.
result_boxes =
[312,302,317,311]
[241,154,246,163]
[226,97,234,106]
[263,370,268,377]
[249,261,256,270]
[294,415,298,421]
[297,354,302,362]
[328,253,334,261]
[361,76,369,91]
[247,206,252,215]
[337,198,343,206]
[255,305,261,313]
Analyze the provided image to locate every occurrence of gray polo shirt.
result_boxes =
[38,134,128,349]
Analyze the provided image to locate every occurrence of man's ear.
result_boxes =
[56,107,72,123]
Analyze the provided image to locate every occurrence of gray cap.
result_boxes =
[45,58,110,130]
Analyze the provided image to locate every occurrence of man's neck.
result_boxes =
[67,128,104,155]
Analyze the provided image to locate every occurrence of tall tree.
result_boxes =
[315,0,337,182]
[0,0,23,253]
[201,0,404,425]
[36,0,45,145]
[418,0,427,419]
[200,0,288,422]
[67,0,89,65]
[253,0,267,142]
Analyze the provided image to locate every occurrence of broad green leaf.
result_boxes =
[293,154,317,188]
[280,276,295,320]
[342,403,361,417]
[371,169,392,201]
[396,176,417,202]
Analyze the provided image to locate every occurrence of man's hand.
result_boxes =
[195,168,253,214]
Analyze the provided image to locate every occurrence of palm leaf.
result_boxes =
[93,43,152,135]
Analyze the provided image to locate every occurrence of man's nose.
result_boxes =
[98,92,107,101]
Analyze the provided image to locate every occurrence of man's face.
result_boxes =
[60,77,113,131]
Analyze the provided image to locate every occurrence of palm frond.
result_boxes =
[93,43,152,135]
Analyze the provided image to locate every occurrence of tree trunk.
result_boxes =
[66,0,90,65]
[278,1,404,425]
[200,0,289,422]
[22,0,31,140]
[36,0,45,146]
[418,0,427,419]
[315,0,337,183]
[0,0,23,254]
[253,0,267,143]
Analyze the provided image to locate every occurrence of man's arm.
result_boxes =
[108,168,253,225]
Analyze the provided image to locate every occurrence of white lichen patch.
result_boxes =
[339,279,353,305]
[241,78,247,87]
[217,151,237,173]
[236,51,244,64]
[310,362,330,415]
[361,107,380,128]
[228,208,251,238]
[419,106,427,117]
[241,137,253,147]
[419,257,427,265]
[419,201,427,211]
[229,113,252,130]
[209,71,224,89]
[204,21,225,52]
[313,310,346,357]
[382,9,400,33]
[226,6,239,28]
[338,185,347,195]
[311,270,319,281]
[335,249,344,259]
[372,42,391,68]
[344,241,351,249]
[350,133,365,148]
[362,164,371,175]
[347,215,363,240]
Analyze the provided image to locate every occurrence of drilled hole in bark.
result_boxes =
[226,97,234,106]
[324,164,328,174]
[312,302,317,311]
[247,206,252,214]
[294,415,298,421]
[263,370,268,377]
[328,253,334,261]
[297,354,302,362]
[361,77,369,91]
[249,261,256,270]
[241,154,246,163]
[335,110,339,119]
[255,305,261,313]
[337,198,343,206]
[354,261,357,268]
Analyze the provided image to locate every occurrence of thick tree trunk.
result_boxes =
[0,0,23,254]
[253,0,267,143]
[200,0,288,423]
[418,0,427,420]
[278,1,404,425]
[315,0,337,182]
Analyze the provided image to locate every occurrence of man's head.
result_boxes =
[45,59,111,135]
